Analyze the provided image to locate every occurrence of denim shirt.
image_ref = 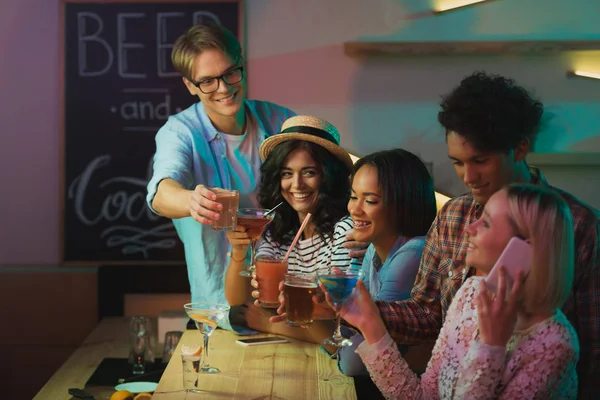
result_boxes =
[338,235,426,376]
[146,100,294,328]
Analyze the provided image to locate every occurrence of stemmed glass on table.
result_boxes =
[318,268,364,347]
[183,302,230,373]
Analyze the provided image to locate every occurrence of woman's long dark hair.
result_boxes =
[258,140,351,244]
[351,149,437,238]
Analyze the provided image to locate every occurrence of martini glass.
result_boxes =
[318,268,364,347]
[183,302,230,373]
[237,208,276,277]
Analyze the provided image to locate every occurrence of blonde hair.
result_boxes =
[505,184,574,314]
[171,23,242,81]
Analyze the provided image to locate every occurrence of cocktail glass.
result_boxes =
[183,302,230,374]
[237,208,275,277]
[318,268,364,347]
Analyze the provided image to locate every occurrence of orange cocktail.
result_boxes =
[255,255,288,308]
[237,208,275,277]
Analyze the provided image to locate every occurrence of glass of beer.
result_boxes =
[210,188,239,231]
[255,255,288,308]
[283,273,318,328]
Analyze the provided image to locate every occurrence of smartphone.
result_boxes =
[236,336,289,346]
[485,236,532,296]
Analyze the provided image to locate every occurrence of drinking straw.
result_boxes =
[264,201,283,217]
[283,213,312,261]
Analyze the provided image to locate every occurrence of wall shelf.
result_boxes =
[344,40,600,57]
[527,152,600,166]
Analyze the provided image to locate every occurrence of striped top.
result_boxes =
[256,216,360,274]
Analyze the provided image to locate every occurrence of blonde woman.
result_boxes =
[330,184,579,399]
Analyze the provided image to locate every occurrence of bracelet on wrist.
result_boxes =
[227,251,247,262]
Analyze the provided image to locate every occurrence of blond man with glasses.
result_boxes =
[146,23,296,331]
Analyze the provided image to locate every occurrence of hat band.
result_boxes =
[280,126,338,145]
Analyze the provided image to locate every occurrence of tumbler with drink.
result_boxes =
[181,344,202,392]
[210,188,239,231]
[283,273,318,328]
[254,255,288,308]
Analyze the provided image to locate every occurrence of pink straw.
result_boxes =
[283,213,312,262]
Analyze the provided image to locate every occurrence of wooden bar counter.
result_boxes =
[35,318,134,400]
[35,318,356,400]
[154,329,356,399]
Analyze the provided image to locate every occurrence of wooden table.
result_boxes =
[34,317,160,400]
[153,330,356,399]
[35,318,356,400]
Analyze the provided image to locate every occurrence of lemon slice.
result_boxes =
[190,314,218,328]
[181,344,202,356]
[134,393,152,400]
[110,390,133,400]
[319,278,338,288]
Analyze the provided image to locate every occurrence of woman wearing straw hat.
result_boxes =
[224,115,361,341]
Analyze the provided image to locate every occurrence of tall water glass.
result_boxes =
[129,316,150,374]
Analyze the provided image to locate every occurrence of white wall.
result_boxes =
[0,0,60,264]
[246,0,600,195]
[0,0,599,264]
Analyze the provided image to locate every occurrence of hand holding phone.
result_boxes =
[236,336,289,346]
[485,236,532,297]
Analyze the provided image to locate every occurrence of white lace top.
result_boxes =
[355,276,579,399]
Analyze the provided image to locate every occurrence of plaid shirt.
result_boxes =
[377,167,600,398]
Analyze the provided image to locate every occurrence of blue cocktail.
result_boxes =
[318,268,364,347]
[320,275,359,303]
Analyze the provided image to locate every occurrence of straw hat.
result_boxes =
[260,115,353,171]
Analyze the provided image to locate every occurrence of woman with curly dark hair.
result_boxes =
[256,139,350,253]
[225,115,361,307]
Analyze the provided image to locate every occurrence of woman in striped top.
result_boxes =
[256,215,359,274]
[224,116,362,341]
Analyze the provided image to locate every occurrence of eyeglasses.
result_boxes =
[189,66,244,94]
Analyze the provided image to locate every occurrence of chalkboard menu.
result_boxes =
[62,1,241,264]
